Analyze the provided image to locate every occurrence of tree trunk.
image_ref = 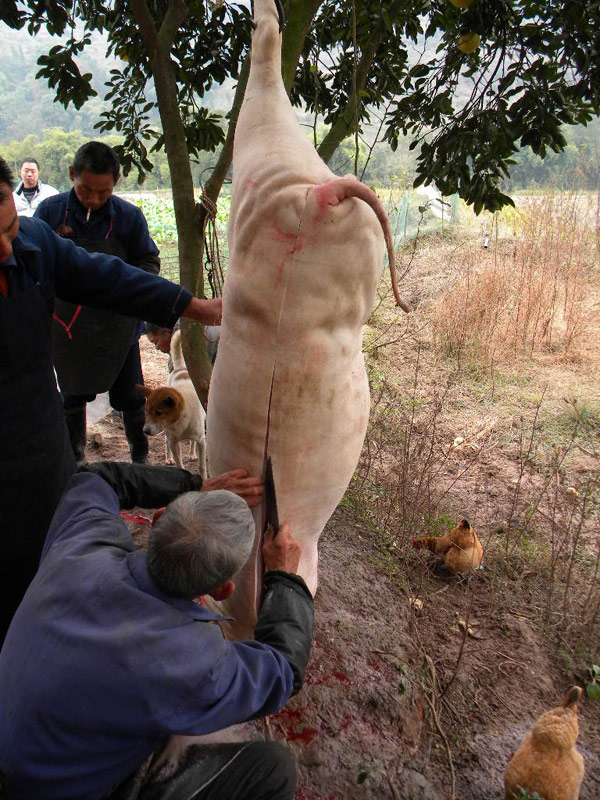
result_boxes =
[130,0,213,405]
[317,0,405,165]
[281,0,322,93]
[316,36,380,165]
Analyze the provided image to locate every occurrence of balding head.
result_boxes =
[147,490,255,599]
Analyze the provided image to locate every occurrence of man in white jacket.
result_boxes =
[12,157,58,216]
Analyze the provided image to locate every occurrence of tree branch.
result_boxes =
[201,53,251,212]
[281,0,322,92]
[317,35,379,164]
[128,0,159,59]
[158,0,188,52]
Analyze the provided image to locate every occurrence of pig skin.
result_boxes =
[206,0,402,638]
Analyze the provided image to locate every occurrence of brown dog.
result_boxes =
[138,331,207,477]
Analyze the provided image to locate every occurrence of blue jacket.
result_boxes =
[0,473,304,800]
[34,189,160,271]
[6,216,189,325]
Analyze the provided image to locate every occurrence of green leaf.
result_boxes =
[586,682,600,701]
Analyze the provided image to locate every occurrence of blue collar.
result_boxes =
[126,550,231,623]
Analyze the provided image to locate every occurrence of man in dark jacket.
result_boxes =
[0,462,313,800]
[0,155,223,646]
[35,141,163,466]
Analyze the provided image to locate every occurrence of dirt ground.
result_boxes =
[86,292,600,800]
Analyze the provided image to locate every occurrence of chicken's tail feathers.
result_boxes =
[562,685,583,709]
[412,537,438,554]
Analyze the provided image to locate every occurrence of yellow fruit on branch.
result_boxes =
[459,32,480,53]
[450,0,475,7]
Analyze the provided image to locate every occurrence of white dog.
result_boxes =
[138,331,207,477]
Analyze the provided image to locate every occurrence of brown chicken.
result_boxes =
[504,686,585,800]
[412,519,483,573]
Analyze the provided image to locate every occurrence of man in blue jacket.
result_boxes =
[35,141,164,466]
[0,155,223,646]
[0,463,313,800]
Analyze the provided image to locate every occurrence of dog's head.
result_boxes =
[137,384,185,436]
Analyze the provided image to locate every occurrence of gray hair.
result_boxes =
[147,490,255,598]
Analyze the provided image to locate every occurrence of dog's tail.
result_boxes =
[170,330,186,372]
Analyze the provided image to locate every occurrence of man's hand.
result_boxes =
[182,297,222,326]
[263,523,301,574]
[201,469,263,508]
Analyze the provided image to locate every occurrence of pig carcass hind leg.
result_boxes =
[250,0,285,31]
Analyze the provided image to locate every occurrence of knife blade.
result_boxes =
[263,455,280,535]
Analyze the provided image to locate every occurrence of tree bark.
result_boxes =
[130,0,213,405]
[316,36,380,165]
[316,0,405,165]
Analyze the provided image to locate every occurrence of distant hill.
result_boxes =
[0,24,116,141]
[0,23,235,143]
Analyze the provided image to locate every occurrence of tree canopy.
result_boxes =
[2,0,600,214]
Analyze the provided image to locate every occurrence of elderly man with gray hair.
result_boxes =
[0,461,313,800]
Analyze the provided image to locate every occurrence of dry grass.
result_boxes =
[350,194,600,715]
[429,192,600,365]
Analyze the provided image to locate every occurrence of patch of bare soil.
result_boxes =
[278,512,600,800]
[87,309,599,800]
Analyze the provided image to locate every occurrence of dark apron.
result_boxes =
[52,235,137,395]
[0,253,77,642]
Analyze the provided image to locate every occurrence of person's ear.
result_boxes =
[69,166,75,183]
[114,174,121,187]
[208,580,234,602]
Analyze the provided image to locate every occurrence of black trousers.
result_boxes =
[0,427,76,649]
[0,556,40,649]
[63,340,145,413]
[107,741,296,800]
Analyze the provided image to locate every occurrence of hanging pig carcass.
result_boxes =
[206,0,408,639]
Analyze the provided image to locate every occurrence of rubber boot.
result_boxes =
[65,404,88,468]
[122,406,149,464]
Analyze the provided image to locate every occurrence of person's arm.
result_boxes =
[43,220,192,329]
[149,524,310,734]
[81,462,264,509]
[181,296,223,326]
[253,524,314,694]
[126,205,161,275]
[80,462,202,509]
[131,252,161,274]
